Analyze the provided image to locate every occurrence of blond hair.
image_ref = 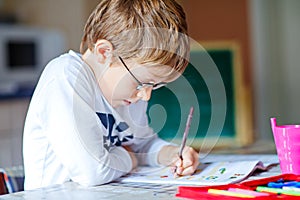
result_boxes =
[80,0,189,76]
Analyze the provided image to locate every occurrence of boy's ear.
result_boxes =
[94,39,113,64]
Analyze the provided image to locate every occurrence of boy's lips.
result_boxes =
[123,99,132,105]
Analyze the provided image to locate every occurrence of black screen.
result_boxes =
[6,40,37,69]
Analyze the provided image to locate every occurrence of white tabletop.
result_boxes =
[0,154,280,200]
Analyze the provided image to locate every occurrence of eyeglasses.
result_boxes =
[118,56,167,90]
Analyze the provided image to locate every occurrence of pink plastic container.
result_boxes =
[271,118,300,174]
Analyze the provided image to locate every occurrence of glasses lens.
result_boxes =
[137,83,152,90]
[136,83,166,90]
[152,83,167,90]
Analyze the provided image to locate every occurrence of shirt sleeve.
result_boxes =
[37,69,132,186]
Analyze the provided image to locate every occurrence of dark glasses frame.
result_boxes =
[118,56,167,90]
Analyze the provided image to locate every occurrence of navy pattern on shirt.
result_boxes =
[96,112,133,150]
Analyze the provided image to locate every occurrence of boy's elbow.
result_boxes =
[74,167,125,187]
[79,177,109,187]
[74,148,132,186]
[75,175,109,187]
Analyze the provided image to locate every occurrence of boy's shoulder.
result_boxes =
[50,50,81,66]
[44,50,84,74]
[38,50,94,86]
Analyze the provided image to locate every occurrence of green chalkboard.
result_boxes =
[146,45,244,148]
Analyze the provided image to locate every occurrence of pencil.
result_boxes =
[178,106,194,160]
[174,106,194,177]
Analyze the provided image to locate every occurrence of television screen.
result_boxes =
[6,40,37,69]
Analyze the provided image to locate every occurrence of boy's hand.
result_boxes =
[158,145,199,176]
[123,146,138,170]
[173,146,199,176]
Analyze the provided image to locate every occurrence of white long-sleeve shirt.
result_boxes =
[23,50,170,190]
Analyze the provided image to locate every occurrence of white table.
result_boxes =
[0,154,280,200]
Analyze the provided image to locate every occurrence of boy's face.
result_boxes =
[99,59,180,108]
[82,39,181,108]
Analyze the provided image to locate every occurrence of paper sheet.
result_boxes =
[117,160,269,185]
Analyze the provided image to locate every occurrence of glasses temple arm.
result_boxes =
[118,56,143,85]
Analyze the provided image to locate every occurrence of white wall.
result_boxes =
[250,0,300,140]
[0,0,93,168]
[2,0,87,51]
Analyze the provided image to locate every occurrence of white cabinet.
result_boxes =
[0,99,30,168]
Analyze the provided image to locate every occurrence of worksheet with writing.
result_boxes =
[117,160,271,185]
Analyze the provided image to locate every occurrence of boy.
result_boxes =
[23,0,199,190]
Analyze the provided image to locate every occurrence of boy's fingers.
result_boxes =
[182,159,193,168]
[177,160,200,176]
[180,165,197,176]
[176,166,184,174]
[176,159,183,167]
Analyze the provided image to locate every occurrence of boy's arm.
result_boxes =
[129,135,173,166]
[123,145,138,169]
[40,77,133,186]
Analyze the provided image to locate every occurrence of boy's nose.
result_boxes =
[137,87,153,101]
